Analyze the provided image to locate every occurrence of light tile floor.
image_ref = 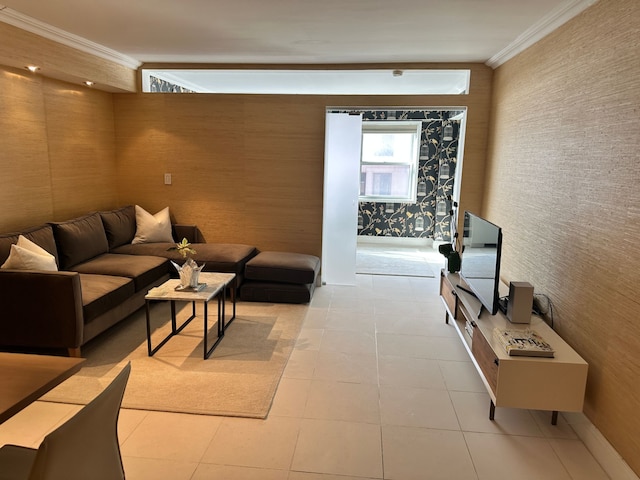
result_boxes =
[0,253,615,480]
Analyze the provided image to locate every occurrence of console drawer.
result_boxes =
[439,272,458,319]
[472,327,498,395]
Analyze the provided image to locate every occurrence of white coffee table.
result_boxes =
[144,272,236,359]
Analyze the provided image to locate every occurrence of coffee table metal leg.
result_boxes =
[145,300,153,356]
[230,285,236,321]
[204,294,225,359]
[203,300,208,359]
[218,293,224,334]
[222,287,227,329]
[147,300,198,357]
[223,285,237,330]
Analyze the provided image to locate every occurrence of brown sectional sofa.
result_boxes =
[0,205,257,356]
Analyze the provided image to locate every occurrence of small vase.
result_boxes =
[172,257,204,288]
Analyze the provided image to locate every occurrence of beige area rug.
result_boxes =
[43,301,307,419]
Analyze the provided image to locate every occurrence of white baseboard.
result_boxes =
[357,236,434,248]
[563,412,639,479]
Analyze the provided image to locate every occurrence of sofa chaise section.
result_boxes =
[101,205,258,288]
[112,242,257,287]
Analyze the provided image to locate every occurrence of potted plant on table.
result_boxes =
[168,238,204,289]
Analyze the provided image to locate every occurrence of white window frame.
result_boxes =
[359,120,421,203]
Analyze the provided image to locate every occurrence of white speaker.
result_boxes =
[506,281,534,324]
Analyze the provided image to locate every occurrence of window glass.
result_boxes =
[359,121,420,203]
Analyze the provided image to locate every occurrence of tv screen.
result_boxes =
[459,211,503,316]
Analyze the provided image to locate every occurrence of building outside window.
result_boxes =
[359,120,421,203]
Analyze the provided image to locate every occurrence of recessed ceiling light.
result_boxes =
[392,69,403,77]
[25,65,40,73]
[84,81,95,87]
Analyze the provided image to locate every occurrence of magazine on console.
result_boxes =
[493,328,555,358]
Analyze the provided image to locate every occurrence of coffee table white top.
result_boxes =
[146,272,236,302]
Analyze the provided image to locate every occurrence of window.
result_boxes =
[359,121,421,203]
[142,69,471,94]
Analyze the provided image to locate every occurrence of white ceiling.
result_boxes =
[0,0,597,92]
[0,0,598,66]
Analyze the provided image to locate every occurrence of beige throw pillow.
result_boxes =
[132,205,174,244]
[1,235,58,271]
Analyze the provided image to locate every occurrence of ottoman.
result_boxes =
[241,251,320,303]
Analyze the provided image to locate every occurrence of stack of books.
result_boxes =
[493,328,555,357]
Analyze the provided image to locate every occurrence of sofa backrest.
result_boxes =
[51,213,109,269]
[0,224,60,267]
[99,205,136,250]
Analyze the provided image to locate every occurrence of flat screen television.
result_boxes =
[459,211,503,316]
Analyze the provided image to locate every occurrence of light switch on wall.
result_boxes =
[164,173,172,185]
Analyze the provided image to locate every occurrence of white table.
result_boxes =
[144,272,236,359]
[440,271,588,424]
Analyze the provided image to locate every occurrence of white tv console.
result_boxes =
[439,270,588,424]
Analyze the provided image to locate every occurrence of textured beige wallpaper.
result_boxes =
[0,21,136,93]
[113,64,493,257]
[0,67,52,228]
[0,66,119,231]
[485,0,640,474]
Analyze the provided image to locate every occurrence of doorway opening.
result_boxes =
[324,107,466,281]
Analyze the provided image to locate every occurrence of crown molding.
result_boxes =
[0,6,141,70]
[0,2,599,73]
[486,0,599,69]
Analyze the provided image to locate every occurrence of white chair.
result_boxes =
[0,362,131,480]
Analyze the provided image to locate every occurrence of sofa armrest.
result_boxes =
[172,224,205,243]
[0,270,84,351]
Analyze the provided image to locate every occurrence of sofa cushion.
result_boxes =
[71,253,169,291]
[52,213,109,269]
[1,237,58,271]
[0,224,59,266]
[112,242,182,258]
[132,205,174,244]
[245,251,320,284]
[79,273,136,323]
[100,205,136,250]
[113,242,258,276]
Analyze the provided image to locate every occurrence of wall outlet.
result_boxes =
[164,173,172,185]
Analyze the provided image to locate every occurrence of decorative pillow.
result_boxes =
[132,206,174,244]
[100,205,136,250]
[51,213,109,270]
[1,235,58,271]
[0,224,58,267]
